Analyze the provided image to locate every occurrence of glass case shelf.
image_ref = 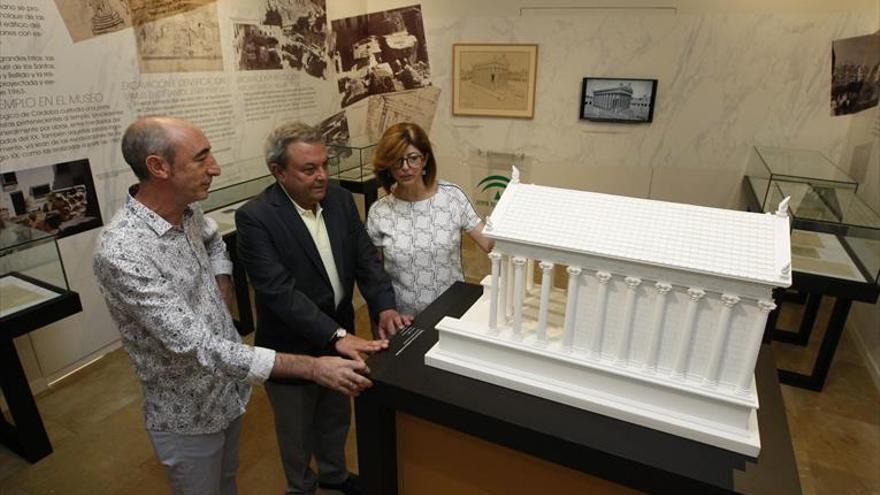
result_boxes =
[745,146,880,285]
[201,174,274,213]
[0,222,74,319]
[1,219,82,353]
[200,174,274,235]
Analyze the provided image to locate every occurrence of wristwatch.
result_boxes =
[329,328,347,346]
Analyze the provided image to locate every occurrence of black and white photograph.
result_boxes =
[831,32,880,116]
[0,159,104,239]
[331,4,431,107]
[315,110,350,146]
[233,0,330,78]
[580,77,658,123]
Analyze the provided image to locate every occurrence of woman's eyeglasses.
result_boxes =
[393,153,424,170]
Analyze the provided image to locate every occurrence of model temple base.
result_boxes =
[426,302,761,456]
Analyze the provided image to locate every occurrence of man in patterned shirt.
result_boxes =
[93,116,387,495]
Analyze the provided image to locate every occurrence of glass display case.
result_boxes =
[745,145,880,285]
[328,143,377,183]
[199,174,275,336]
[0,221,80,323]
[327,143,381,214]
[1,221,82,463]
[200,174,274,236]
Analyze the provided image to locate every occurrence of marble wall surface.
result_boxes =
[344,1,876,209]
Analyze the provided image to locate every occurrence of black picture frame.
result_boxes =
[580,77,658,123]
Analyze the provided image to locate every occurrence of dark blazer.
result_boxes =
[235,182,396,356]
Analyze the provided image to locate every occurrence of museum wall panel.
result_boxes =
[1,0,349,391]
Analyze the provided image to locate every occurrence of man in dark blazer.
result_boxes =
[236,122,411,495]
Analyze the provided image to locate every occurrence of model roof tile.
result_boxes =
[486,182,791,286]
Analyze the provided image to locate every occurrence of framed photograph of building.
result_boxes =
[452,43,538,118]
[580,77,658,123]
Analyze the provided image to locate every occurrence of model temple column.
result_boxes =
[615,276,642,365]
[504,255,514,320]
[644,282,672,372]
[736,299,776,395]
[561,266,582,352]
[488,251,502,333]
[588,271,613,359]
[525,259,535,293]
[535,261,554,346]
[511,256,527,341]
[499,254,509,324]
[672,288,706,378]
[704,294,741,386]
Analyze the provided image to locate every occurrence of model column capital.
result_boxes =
[720,294,741,307]
[655,281,673,294]
[757,299,777,313]
[687,288,706,302]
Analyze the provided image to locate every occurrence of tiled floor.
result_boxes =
[1,239,878,494]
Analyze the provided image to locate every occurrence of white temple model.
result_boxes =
[425,167,792,457]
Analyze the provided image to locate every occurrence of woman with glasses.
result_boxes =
[366,122,493,316]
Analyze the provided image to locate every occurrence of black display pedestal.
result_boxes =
[0,273,82,463]
[356,282,802,495]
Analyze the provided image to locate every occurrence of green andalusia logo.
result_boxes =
[474,174,511,208]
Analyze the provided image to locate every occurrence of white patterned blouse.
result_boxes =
[366,181,481,315]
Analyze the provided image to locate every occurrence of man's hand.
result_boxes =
[334,334,389,362]
[376,309,413,339]
[215,274,235,309]
[312,357,373,396]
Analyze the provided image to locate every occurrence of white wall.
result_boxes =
[348,0,876,210]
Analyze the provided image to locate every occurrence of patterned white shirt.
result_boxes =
[366,181,481,315]
[94,189,275,434]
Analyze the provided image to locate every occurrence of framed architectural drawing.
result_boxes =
[580,77,658,123]
[452,43,538,118]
